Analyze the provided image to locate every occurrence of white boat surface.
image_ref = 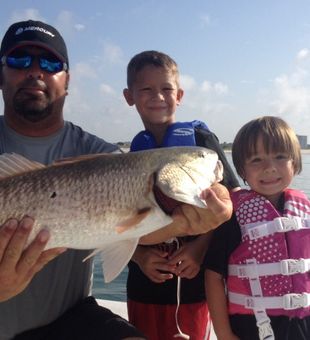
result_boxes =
[97,299,217,339]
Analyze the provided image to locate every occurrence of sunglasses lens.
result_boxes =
[40,58,64,73]
[4,53,66,73]
[6,56,32,69]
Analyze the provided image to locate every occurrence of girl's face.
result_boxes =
[243,136,295,207]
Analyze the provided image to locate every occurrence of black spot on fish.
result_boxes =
[50,192,57,198]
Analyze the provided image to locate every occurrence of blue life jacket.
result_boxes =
[130,120,209,151]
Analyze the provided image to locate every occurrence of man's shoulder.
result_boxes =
[64,121,119,154]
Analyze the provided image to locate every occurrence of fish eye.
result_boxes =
[197,150,205,158]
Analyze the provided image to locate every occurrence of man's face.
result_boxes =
[0,45,69,123]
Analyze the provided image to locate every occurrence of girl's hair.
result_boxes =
[126,50,179,88]
[232,116,302,179]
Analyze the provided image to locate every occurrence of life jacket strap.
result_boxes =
[241,217,310,240]
[229,292,310,310]
[229,258,310,277]
[245,258,275,340]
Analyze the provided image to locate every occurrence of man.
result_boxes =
[0,20,232,340]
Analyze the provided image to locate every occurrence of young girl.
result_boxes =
[205,116,310,340]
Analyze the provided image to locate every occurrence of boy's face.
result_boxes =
[123,65,183,129]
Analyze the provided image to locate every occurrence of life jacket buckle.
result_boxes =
[274,217,303,232]
[280,258,309,275]
[244,296,256,309]
[256,319,274,340]
[283,293,310,310]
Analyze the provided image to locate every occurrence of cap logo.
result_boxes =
[15,25,55,38]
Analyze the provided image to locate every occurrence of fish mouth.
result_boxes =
[153,184,181,215]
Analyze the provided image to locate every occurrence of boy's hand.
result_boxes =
[167,243,201,279]
[131,246,174,283]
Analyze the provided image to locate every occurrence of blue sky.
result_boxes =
[1,1,310,143]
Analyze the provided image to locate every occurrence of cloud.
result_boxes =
[201,80,229,95]
[103,42,124,64]
[55,10,77,36]
[200,14,211,28]
[100,83,116,95]
[267,67,310,136]
[201,81,211,93]
[180,75,229,96]
[9,9,44,23]
[180,74,197,90]
[75,24,85,31]
[72,62,97,80]
[296,48,310,61]
[272,70,310,115]
[177,74,233,138]
[214,82,229,95]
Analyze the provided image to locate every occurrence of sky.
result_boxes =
[0,1,310,144]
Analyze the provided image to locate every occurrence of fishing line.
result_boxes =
[173,238,190,340]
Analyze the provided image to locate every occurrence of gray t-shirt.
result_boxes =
[0,117,119,339]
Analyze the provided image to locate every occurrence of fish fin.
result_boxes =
[115,207,152,233]
[82,248,103,262]
[52,153,112,166]
[116,205,173,239]
[0,153,45,179]
[100,239,139,282]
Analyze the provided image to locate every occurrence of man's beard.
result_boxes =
[12,79,53,123]
[13,90,52,123]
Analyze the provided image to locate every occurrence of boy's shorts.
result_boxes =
[14,296,146,340]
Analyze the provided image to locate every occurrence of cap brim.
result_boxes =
[5,41,66,62]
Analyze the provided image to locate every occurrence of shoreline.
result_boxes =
[224,149,310,154]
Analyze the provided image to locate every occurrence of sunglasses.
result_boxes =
[1,53,68,73]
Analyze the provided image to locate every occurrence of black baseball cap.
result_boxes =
[0,20,69,68]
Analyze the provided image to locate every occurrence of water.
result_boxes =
[92,152,310,302]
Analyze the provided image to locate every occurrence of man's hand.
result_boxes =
[0,216,66,302]
[139,183,232,245]
[173,182,233,235]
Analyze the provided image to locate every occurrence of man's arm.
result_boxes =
[0,217,66,302]
[139,182,232,245]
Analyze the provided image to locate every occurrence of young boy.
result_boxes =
[123,50,240,340]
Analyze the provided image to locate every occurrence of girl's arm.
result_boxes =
[205,269,239,340]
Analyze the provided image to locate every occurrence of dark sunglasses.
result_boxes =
[1,53,68,73]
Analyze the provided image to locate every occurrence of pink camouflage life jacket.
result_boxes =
[227,189,310,339]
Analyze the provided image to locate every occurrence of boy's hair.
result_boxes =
[232,116,302,179]
[126,50,180,88]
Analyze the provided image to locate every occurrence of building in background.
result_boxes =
[297,135,308,149]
